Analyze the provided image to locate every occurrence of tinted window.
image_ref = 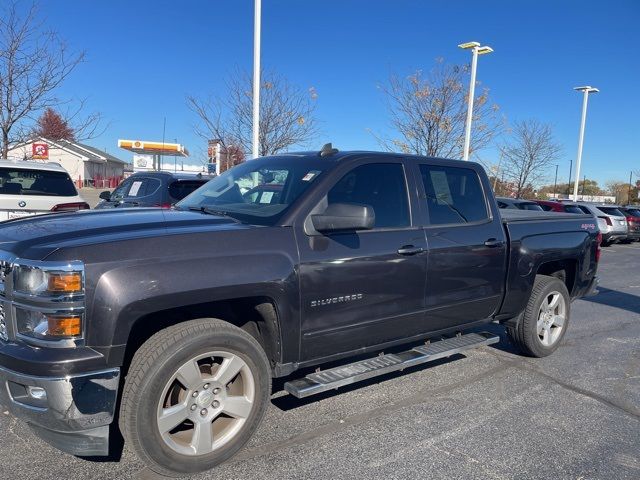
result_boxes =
[598,207,624,217]
[169,180,207,201]
[420,165,488,225]
[327,163,409,229]
[497,201,508,209]
[0,168,77,197]
[564,205,584,214]
[577,205,591,214]
[518,202,544,211]
[539,204,553,211]
[625,208,640,217]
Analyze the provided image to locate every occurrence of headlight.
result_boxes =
[13,265,83,295]
[16,308,82,340]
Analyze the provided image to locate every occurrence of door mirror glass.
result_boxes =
[311,203,375,233]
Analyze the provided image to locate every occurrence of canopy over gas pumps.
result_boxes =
[118,139,189,171]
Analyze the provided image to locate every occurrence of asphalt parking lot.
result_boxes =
[1,243,639,480]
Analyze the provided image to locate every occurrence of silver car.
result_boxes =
[575,203,628,245]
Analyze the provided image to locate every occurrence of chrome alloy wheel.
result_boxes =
[156,351,256,456]
[537,291,566,347]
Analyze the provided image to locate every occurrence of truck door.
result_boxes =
[416,161,507,331]
[295,160,428,361]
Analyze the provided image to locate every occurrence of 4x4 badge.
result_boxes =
[18,201,26,208]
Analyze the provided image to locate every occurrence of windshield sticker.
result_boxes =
[302,170,320,182]
[128,181,143,196]
[429,171,453,204]
[260,191,274,203]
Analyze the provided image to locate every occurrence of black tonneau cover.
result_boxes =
[499,209,593,223]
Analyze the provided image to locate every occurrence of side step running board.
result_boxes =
[284,331,499,398]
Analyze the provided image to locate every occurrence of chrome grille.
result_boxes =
[0,303,6,341]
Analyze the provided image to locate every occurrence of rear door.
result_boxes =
[415,161,507,331]
[295,159,428,360]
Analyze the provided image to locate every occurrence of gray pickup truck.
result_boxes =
[0,147,599,476]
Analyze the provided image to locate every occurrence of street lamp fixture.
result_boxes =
[572,85,599,201]
[459,41,493,161]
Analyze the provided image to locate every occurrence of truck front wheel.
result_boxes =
[119,318,271,477]
[507,275,570,357]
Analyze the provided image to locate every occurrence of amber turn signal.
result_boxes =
[46,315,82,337]
[47,272,83,293]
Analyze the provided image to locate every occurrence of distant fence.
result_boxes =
[76,175,123,189]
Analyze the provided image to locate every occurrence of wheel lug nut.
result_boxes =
[212,400,220,408]
[200,408,207,416]
[192,391,198,397]
[203,383,210,389]
[190,405,197,411]
[213,388,220,394]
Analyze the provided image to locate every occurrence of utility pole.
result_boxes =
[629,171,634,205]
[553,164,558,199]
[567,159,572,197]
[252,0,261,159]
[572,86,599,201]
[581,175,586,198]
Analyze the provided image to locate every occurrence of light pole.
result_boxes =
[252,0,261,160]
[572,86,599,201]
[553,164,558,198]
[567,159,572,197]
[629,171,634,205]
[458,41,493,161]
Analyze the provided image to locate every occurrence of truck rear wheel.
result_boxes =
[507,275,570,357]
[119,318,271,477]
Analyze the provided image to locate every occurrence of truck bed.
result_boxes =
[499,209,593,223]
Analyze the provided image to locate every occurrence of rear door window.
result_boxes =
[518,202,544,211]
[0,168,77,197]
[113,177,161,200]
[419,165,488,225]
[169,180,207,201]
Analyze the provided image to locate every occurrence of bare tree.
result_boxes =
[499,120,563,198]
[0,2,88,157]
[187,69,319,157]
[377,59,502,159]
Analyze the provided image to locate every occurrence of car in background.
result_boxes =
[620,206,640,241]
[0,160,89,221]
[95,171,212,209]
[575,203,628,245]
[534,199,585,214]
[496,197,544,211]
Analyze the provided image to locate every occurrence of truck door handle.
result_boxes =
[484,238,504,248]
[397,245,425,256]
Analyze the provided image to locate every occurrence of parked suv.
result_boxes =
[95,171,212,209]
[0,160,89,221]
[574,203,628,245]
[496,197,544,211]
[620,206,640,241]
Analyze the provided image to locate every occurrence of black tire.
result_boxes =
[507,275,570,357]
[119,318,271,477]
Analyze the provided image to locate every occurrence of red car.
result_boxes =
[535,200,585,214]
[620,206,640,241]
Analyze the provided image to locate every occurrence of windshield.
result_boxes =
[518,202,543,211]
[0,167,77,196]
[176,158,325,225]
[564,205,584,214]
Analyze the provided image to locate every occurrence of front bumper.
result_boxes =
[0,365,119,456]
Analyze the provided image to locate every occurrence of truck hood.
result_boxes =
[0,208,253,259]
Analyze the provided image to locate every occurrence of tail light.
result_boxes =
[154,202,172,209]
[51,202,90,212]
[598,216,612,226]
[595,231,602,262]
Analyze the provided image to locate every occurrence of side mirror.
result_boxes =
[311,203,375,233]
[99,191,111,201]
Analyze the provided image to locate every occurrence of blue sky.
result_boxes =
[29,0,639,185]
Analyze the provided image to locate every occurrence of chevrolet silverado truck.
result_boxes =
[0,147,600,476]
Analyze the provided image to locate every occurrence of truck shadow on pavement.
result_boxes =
[579,287,640,314]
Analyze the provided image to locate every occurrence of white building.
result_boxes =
[8,137,128,188]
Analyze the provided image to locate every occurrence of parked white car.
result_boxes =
[0,160,89,221]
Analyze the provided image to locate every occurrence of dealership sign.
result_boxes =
[32,143,49,159]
